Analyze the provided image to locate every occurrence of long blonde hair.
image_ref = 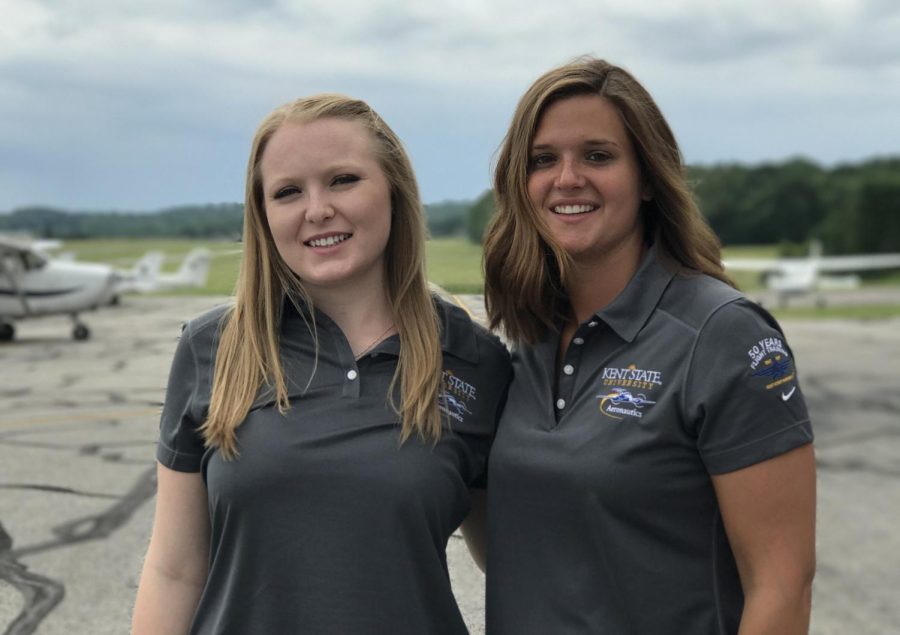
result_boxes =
[201,94,443,458]
[483,56,733,346]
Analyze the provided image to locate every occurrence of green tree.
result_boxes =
[854,180,900,253]
[466,190,495,244]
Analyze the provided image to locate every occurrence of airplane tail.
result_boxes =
[114,251,165,294]
[132,251,165,283]
[176,249,212,287]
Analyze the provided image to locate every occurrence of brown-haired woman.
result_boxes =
[132,94,510,634]
[481,57,815,634]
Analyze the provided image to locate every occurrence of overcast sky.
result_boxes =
[1,0,898,212]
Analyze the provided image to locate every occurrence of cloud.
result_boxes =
[0,0,898,210]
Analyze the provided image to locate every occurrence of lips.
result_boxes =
[551,204,596,215]
[304,233,351,247]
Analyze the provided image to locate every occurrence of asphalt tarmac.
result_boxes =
[1,294,898,634]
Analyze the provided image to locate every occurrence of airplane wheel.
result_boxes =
[73,323,90,341]
[0,323,14,341]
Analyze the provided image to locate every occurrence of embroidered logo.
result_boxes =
[597,363,662,419]
[438,370,476,423]
[597,388,657,420]
[748,337,795,390]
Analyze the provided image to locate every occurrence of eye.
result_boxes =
[273,185,301,200]
[528,154,555,171]
[332,174,360,186]
[586,150,613,163]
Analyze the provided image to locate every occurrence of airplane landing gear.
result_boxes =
[70,314,90,340]
[0,322,14,341]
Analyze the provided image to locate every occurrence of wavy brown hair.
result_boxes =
[483,56,733,345]
[201,94,442,458]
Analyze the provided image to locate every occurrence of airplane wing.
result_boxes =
[721,258,784,273]
[815,254,900,273]
[0,234,33,254]
[0,235,49,268]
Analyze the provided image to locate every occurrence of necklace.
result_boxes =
[354,323,395,359]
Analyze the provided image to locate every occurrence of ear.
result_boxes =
[641,182,653,201]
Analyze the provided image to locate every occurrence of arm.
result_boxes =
[712,443,816,635]
[132,463,210,635]
[459,488,488,573]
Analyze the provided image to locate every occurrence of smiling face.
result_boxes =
[260,117,392,301]
[527,94,649,269]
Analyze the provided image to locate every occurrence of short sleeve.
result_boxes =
[156,321,208,472]
[684,299,813,474]
[465,337,512,489]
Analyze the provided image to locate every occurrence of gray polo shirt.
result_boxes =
[486,249,813,634]
[158,295,511,635]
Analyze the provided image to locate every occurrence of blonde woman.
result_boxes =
[132,94,510,634]
[481,58,815,634]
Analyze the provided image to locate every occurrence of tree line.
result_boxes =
[2,156,897,255]
[0,203,245,239]
[0,200,469,241]
[467,156,900,255]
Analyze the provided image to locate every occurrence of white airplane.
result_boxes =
[724,241,900,307]
[147,248,212,291]
[112,251,166,298]
[0,235,119,341]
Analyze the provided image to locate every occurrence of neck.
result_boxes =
[567,241,647,324]
[308,280,395,355]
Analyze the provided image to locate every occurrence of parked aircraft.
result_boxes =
[724,241,900,307]
[109,248,212,300]
[0,236,118,341]
[145,248,212,291]
[112,251,165,299]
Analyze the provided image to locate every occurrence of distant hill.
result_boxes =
[0,204,244,239]
[0,199,476,239]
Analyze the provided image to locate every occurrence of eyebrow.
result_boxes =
[264,162,365,186]
[531,139,621,151]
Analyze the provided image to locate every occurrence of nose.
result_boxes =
[555,157,585,190]
[304,191,335,223]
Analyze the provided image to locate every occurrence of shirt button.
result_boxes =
[572,337,584,345]
[588,321,598,327]
[556,398,566,410]
[346,369,358,380]
[563,364,574,375]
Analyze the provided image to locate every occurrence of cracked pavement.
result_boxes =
[1,295,898,634]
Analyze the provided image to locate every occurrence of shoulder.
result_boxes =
[174,302,234,372]
[659,273,786,349]
[180,302,233,343]
[657,272,748,333]
[433,294,511,367]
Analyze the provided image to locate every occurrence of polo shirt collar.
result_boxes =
[370,297,480,364]
[280,293,480,364]
[436,296,480,364]
[595,245,674,342]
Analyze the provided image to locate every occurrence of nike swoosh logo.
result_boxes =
[782,387,797,401]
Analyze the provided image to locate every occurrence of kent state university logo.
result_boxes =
[597,363,662,420]
[747,336,795,391]
[438,370,477,423]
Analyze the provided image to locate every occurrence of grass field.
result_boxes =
[55,238,900,318]
[59,237,486,296]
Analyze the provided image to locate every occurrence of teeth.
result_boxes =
[307,234,350,247]
[553,204,595,215]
